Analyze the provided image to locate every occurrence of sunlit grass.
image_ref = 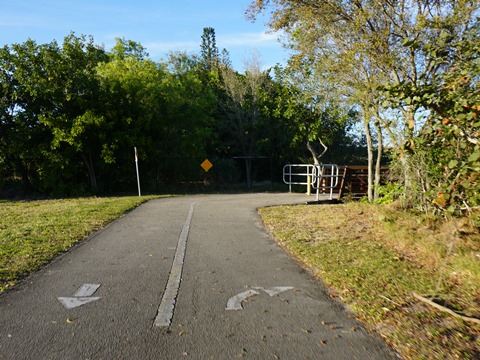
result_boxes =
[0,196,160,293]
[259,202,480,359]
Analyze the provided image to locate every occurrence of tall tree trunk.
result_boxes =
[306,137,328,193]
[16,159,31,194]
[306,137,328,165]
[245,158,252,189]
[402,108,416,202]
[306,140,320,165]
[364,119,374,202]
[374,121,383,201]
[400,153,413,207]
[81,153,98,192]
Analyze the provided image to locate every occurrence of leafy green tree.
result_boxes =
[1,34,110,194]
[0,37,103,195]
[248,0,392,199]
[95,38,168,191]
[271,65,356,165]
[163,51,216,158]
[385,19,480,213]
[111,38,148,60]
[198,28,236,161]
[34,33,108,192]
[218,55,271,188]
[97,44,216,190]
[0,41,54,193]
[248,0,479,202]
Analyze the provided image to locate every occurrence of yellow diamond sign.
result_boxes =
[201,159,213,172]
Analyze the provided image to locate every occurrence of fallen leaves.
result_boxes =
[259,202,480,359]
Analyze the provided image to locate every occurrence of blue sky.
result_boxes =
[1,0,289,71]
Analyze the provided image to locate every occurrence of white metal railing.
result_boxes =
[283,164,341,200]
[282,164,316,193]
[312,164,340,200]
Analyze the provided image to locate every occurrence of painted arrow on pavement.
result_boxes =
[226,287,294,310]
[58,283,101,309]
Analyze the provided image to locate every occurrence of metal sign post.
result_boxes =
[134,147,141,197]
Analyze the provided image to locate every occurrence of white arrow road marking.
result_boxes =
[58,297,101,309]
[253,286,294,297]
[58,283,101,309]
[225,289,260,310]
[226,287,294,310]
[73,283,101,297]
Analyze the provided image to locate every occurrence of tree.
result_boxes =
[385,18,480,213]
[111,38,148,60]
[95,39,166,190]
[271,65,356,165]
[0,35,108,195]
[36,33,108,192]
[200,27,220,72]
[218,55,269,188]
[162,51,216,160]
[96,41,211,190]
[248,0,479,202]
[0,41,53,193]
[1,34,220,195]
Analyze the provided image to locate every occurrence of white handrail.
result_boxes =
[282,164,315,193]
[283,164,341,200]
[312,164,340,200]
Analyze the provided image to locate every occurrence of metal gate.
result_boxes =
[282,164,315,192]
[311,164,340,201]
[283,164,341,201]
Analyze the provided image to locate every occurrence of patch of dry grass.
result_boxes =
[259,202,480,359]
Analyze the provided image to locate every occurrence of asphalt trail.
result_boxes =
[0,194,398,359]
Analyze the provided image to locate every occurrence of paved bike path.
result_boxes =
[0,194,398,359]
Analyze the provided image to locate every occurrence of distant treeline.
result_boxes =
[0,29,364,196]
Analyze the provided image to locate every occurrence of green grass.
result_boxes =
[1,195,478,358]
[0,196,160,293]
[259,203,480,359]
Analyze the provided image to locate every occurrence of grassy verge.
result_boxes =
[0,196,160,293]
[259,202,480,359]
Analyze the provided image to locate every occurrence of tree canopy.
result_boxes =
[248,0,480,211]
[2,9,476,213]
[0,29,356,196]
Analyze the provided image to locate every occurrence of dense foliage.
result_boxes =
[384,10,480,214]
[249,0,480,212]
[0,31,359,196]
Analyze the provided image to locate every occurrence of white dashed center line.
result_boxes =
[154,202,196,328]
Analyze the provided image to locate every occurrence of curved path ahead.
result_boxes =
[0,194,398,359]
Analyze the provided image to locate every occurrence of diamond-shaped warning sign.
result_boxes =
[201,159,213,172]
